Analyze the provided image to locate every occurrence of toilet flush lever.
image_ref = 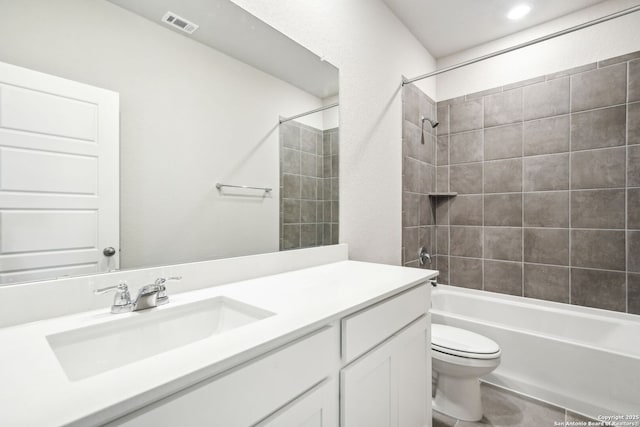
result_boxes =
[418,247,432,266]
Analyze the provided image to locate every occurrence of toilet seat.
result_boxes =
[432,324,500,360]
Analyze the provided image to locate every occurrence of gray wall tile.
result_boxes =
[281,148,300,174]
[450,130,483,164]
[484,260,523,296]
[571,189,625,229]
[283,199,300,223]
[403,84,420,126]
[524,264,569,303]
[301,224,317,247]
[436,135,449,165]
[435,199,450,226]
[450,98,483,133]
[571,230,625,271]
[629,188,640,229]
[449,257,483,289]
[524,228,569,266]
[402,192,419,227]
[571,268,626,312]
[450,163,483,194]
[282,174,301,198]
[484,194,522,226]
[300,152,316,176]
[484,124,523,160]
[484,88,523,127]
[484,227,522,261]
[300,128,317,153]
[420,163,436,194]
[523,115,569,156]
[419,195,433,226]
[300,176,317,200]
[301,200,317,223]
[524,192,569,227]
[436,226,449,254]
[627,59,640,103]
[571,105,626,151]
[436,103,450,135]
[485,159,522,193]
[436,166,449,193]
[571,147,625,189]
[282,224,300,250]
[435,256,449,284]
[403,227,419,263]
[630,231,640,273]
[431,53,640,315]
[571,63,627,112]
[629,274,640,315]
[524,154,569,191]
[523,77,569,120]
[629,145,640,187]
[403,157,421,193]
[450,195,483,226]
[629,102,640,145]
[450,226,483,258]
[280,123,300,149]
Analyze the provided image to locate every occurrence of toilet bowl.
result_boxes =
[431,324,501,422]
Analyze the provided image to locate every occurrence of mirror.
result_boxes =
[0,0,339,285]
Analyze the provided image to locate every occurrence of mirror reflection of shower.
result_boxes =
[278,102,339,250]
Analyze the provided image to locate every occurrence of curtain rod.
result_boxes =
[403,4,640,86]
[279,102,339,124]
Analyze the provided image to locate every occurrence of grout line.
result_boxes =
[481,96,485,291]
[522,88,525,297]
[626,60,630,313]
[569,73,573,304]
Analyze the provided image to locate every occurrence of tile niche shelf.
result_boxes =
[427,192,457,197]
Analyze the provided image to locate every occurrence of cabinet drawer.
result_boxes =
[108,325,339,427]
[341,284,428,363]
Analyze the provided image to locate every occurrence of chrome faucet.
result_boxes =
[95,276,182,314]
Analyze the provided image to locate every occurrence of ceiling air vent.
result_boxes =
[162,11,199,34]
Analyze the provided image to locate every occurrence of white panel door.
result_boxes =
[0,61,119,284]
[256,379,338,427]
[340,317,429,427]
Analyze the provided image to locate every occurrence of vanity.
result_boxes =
[0,245,436,426]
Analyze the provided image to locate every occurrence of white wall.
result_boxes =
[0,0,327,269]
[231,0,437,265]
[436,0,640,100]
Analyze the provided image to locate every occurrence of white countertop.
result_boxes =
[0,260,435,426]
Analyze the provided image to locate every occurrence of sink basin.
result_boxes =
[47,297,274,381]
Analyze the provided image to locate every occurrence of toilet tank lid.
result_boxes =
[431,324,500,354]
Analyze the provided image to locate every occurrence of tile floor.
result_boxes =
[432,383,595,427]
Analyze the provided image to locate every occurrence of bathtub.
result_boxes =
[430,285,640,418]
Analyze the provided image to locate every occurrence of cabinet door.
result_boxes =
[256,378,338,427]
[340,316,428,427]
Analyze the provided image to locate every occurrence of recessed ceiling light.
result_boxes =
[507,4,532,20]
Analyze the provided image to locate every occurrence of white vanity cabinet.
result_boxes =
[108,326,340,427]
[340,285,430,427]
[106,283,430,427]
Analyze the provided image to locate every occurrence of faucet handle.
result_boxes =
[154,276,181,305]
[95,281,132,313]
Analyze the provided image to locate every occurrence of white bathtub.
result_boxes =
[430,285,640,418]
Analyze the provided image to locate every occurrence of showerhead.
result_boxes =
[421,116,439,128]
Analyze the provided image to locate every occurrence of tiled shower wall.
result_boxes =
[401,83,437,268]
[430,50,640,315]
[280,121,339,250]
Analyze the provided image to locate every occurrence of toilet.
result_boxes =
[431,324,501,422]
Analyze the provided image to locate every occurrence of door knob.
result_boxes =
[103,247,117,257]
